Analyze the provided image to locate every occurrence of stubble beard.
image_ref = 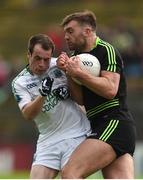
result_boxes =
[69,40,86,53]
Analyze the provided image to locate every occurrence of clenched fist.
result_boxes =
[39,76,54,96]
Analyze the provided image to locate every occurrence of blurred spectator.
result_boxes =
[0,56,12,104]
[122,46,143,78]
[0,56,25,105]
[111,16,135,51]
[0,56,10,87]
[101,16,143,78]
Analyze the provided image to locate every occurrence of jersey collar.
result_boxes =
[92,36,100,50]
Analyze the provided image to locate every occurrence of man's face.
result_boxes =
[28,44,52,75]
[63,20,87,52]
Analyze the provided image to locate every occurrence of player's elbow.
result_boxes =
[22,112,33,121]
[105,94,116,100]
[105,89,117,99]
[22,109,34,121]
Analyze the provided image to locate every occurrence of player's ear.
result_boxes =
[83,27,91,36]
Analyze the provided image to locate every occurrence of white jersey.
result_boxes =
[12,58,91,147]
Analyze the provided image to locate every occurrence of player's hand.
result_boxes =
[66,56,81,77]
[57,52,69,72]
[53,86,70,100]
[39,76,54,96]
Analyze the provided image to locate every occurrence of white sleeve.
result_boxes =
[12,81,31,110]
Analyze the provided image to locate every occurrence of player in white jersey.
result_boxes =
[11,34,91,179]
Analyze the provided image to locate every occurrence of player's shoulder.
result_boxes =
[49,57,57,68]
[97,38,115,50]
[12,67,30,86]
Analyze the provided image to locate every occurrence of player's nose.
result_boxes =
[39,59,46,67]
[64,33,70,40]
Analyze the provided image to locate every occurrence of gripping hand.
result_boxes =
[53,86,70,100]
[39,76,54,96]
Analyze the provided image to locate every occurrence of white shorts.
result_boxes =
[32,136,86,170]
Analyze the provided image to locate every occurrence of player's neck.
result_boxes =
[85,34,97,52]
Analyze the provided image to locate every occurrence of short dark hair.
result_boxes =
[61,10,96,31]
[28,34,55,54]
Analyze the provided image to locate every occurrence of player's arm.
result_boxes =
[13,76,54,121]
[67,76,83,105]
[22,76,54,120]
[22,96,46,120]
[75,70,120,99]
[65,56,120,99]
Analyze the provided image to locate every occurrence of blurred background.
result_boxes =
[0,0,143,178]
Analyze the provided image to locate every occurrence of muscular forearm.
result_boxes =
[22,96,46,120]
[65,55,120,99]
[75,70,120,99]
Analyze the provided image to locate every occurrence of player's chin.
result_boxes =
[37,70,47,75]
[67,43,75,50]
